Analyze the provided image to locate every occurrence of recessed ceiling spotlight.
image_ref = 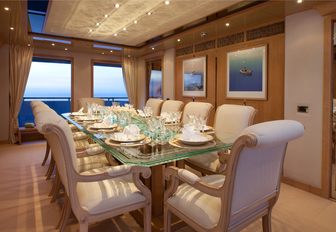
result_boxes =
[114,33,118,36]
[127,55,131,58]
[177,38,181,42]
[225,22,230,27]
[65,48,68,51]
[51,43,55,46]
[4,7,10,11]
[102,52,105,55]
[9,27,14,30]
[151,47,155,50]
[27,44,31,47]
[297,0,303,3]
[123,27,127,31]
[164,0,170,5]
[134,20,138,24]
[96,22,100,26]
[104,14,108,18]
[147,12,152,16]
[89,29,93,32]
[115,3,120,8]
[110,50,113,53]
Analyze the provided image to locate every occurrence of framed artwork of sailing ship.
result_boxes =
[226,45,267,100]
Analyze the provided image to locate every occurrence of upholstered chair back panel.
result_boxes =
[145,98,164,116]
[214,104,255,141]
[161,100,184,114]
[78,98,105,112]
[182,102,213,124]
[230,120,304,216]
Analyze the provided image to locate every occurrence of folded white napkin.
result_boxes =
[137,109,146,117]
[180,125,208,142]
[78,107,84,113]
[113,124,141,141]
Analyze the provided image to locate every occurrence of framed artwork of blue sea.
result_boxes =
[226,45,267,100]
[182,56,207,97]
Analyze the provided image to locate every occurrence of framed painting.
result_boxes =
[226,45,267,100]
[182,56,206,97]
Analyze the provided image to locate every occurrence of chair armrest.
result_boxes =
[217,150,231,173]
[165,167,222,200]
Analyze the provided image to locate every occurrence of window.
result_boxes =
[93,63,128,106]
[147,60,163,99]
[19,57,72,127]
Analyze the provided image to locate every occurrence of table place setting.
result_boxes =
[70,107,86,117]
[160,112,182,125]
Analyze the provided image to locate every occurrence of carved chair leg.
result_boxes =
[164,206,171,232]
[60,195,72,232]
[262,211,272,232]
[143,204,152,232]
[45,155,55,180]
[50,171,61,202]
[41,142,50,166]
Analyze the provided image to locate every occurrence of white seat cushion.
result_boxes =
[187,152,219,173]
[75,139,90,151]
[77,169,145,214]
[77,154,110,173]
[167,174,225,229]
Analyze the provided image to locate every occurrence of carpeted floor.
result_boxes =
[0,141,336,232]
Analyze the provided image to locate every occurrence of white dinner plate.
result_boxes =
[176,134,214,146]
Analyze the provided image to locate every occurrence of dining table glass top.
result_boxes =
[62,108,233,167]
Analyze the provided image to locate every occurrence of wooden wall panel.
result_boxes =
[175,34,285,125]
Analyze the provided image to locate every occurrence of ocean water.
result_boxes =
[228,47,265,92]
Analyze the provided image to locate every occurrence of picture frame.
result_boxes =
[182,56,207,97]
[226,45,267,100]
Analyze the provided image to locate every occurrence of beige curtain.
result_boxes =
[9,45,33,143]
[122,56,138,107]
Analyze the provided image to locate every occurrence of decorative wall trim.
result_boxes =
[217,32,245,48]
[194,40,216,52]
[246,21,285,41]
[176,46,194,56]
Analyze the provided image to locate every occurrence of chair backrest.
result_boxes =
[214,104,256,142]
[223,120,304,228]
[160,100,184,114]
[145,98,164,116]
[78,98,105,112]
[182,102,213,124]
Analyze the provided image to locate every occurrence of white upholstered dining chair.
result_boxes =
[182,101,213,125]
[77,97,105,112]
[185,104,256,174]
[160,100,184,114]
[40,114,152,232]
[164,120,304,232]
[145,98,164,116]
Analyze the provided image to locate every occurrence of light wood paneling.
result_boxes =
[175,34,284,125]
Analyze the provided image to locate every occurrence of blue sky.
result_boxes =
[24,62,128,97]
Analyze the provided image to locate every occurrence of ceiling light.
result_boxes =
[96,22,100,26]
[65,48,68,51]
[110,50,113,53]
[134,20,138,24]
[147,12,152,16]
[151,47,155,50]
[127,55,131,58]
[9,27,14,30]
[164,0,170,5]
[114,33,118,36]
[115,3,120,8]
[177,38,181,42]
[27,44,31,47]
[51,43,55,46]
[89,29,93,32]
[200,32,207,37]
[297,0,303,3]
[4,7,9,11]
[102,52,105,55]
[123,27,127,31]
[104,14,108,18]
[225,22,230,27]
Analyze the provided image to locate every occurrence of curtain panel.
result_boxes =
[122,56,138,108]
[9,45,33,143]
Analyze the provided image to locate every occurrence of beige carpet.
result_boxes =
[0,141,336,232]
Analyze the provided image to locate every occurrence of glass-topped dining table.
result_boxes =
[62,110,233,230]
